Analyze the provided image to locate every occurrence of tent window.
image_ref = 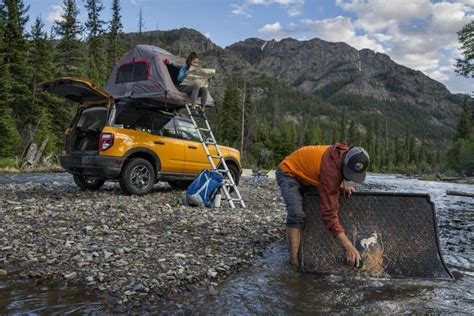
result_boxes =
[116,61,149,83]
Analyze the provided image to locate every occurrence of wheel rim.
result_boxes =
[130,165,151,190]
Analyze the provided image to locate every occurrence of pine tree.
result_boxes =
[3,0,33,126]
[243,83,255,151]
[107,0,124,72]
[455,20,474,78]
[85,0,106,85]
[54,0,84,77]
[137,6,144,43]
[0,3,20,157]
[339,107,346,143]
[347,120,358,146]
[455,95,472,140]
[30,17,58,153]
[219,84,242,148]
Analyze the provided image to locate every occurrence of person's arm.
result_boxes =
[319,171,344,236]
[177,66,187,83]
[319,159,361,266]
[336,232,361,267]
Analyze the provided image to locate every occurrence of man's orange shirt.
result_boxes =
[278,144,349,236]
[279,145,331,186]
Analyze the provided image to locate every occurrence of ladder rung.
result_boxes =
[205,141,216,145]
[199,127,210,132]
[209,155,223,159]
[216,169,229,173]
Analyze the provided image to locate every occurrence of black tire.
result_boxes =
[225,163,240,186]
[119,158,155,195]
[73,175,105,191]
[168,180,192,190]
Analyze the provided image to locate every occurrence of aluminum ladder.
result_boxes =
[184,103,246,208]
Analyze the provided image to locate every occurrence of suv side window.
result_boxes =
[152,115,177,137]
[114,105,153,133]
[176,119,201,142]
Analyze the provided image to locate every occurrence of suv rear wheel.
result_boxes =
[73,175,105,191]
[119,158,155,195]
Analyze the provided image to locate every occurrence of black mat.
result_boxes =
[299,191,453,279]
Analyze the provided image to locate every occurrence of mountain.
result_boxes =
[123,28,464,144]
[227,37,460,130]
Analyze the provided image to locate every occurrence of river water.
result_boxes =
[1,173,473,314]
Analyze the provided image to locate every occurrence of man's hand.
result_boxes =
[345,245,361,267]
[337,232,361,267]
[340,186,355,197]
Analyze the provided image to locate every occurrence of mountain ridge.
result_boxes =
[123,28,464,142]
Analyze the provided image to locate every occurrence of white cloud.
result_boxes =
[335,0,474,92]
[258,21,288,39]
[130,0,138,5]
[46,4,64,23]
[233,0,304,17]
[204,32,211,39]
[231,4,252,17]
[302,17,385,52]
[427,66,452,82]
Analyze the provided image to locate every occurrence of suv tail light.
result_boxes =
[99,133,114,151]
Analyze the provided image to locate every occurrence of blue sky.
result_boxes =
[25,0,473,93]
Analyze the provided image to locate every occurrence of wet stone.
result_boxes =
[0,178,285,304]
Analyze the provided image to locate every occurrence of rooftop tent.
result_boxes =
[105,45,215,108]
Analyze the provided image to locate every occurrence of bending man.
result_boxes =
[276,144,370,267]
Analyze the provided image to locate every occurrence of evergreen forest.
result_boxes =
[0,0,472,175]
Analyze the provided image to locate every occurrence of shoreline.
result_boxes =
[0,178,286,310]
[0,165,64,174]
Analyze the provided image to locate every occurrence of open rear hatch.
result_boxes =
[39,78,114,153]
[39,77,113,104]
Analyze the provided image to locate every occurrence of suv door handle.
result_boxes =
[154,141,165,145]
[188,145,197,149]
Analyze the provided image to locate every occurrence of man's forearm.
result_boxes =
[336,231,354,249]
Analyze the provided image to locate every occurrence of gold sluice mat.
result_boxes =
[299,191,453,279]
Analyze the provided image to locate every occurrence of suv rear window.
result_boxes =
[116,60,149,83]
[114,104,174,135]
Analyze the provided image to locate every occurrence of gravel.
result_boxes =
[0,178,285,307]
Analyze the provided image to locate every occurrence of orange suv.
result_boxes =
[41,78,241,195]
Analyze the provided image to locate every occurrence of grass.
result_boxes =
[0,158,17,169]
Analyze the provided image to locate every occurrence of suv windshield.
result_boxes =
[76,107,108,131]
[114,104,174,135]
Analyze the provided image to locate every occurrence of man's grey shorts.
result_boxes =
[275,167,306,229]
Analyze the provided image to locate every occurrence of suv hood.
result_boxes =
[39,77,113,105]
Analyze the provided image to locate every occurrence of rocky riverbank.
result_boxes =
[0,178,286,310]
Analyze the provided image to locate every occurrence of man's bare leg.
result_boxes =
[287,227,300,265]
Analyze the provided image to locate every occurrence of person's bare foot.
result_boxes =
[289,260,298,272]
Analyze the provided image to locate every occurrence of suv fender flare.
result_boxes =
[123,147,161,174]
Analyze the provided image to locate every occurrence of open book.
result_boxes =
[181,66,216,88]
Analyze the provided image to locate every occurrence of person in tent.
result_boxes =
[275,144,370,269]
[177,52,209,112]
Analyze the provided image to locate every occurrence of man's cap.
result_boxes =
[343,146,370,183]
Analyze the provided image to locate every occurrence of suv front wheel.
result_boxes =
[73,175,105,191]
[119,158,155,195]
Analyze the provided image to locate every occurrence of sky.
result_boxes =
[25,0,473,94]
